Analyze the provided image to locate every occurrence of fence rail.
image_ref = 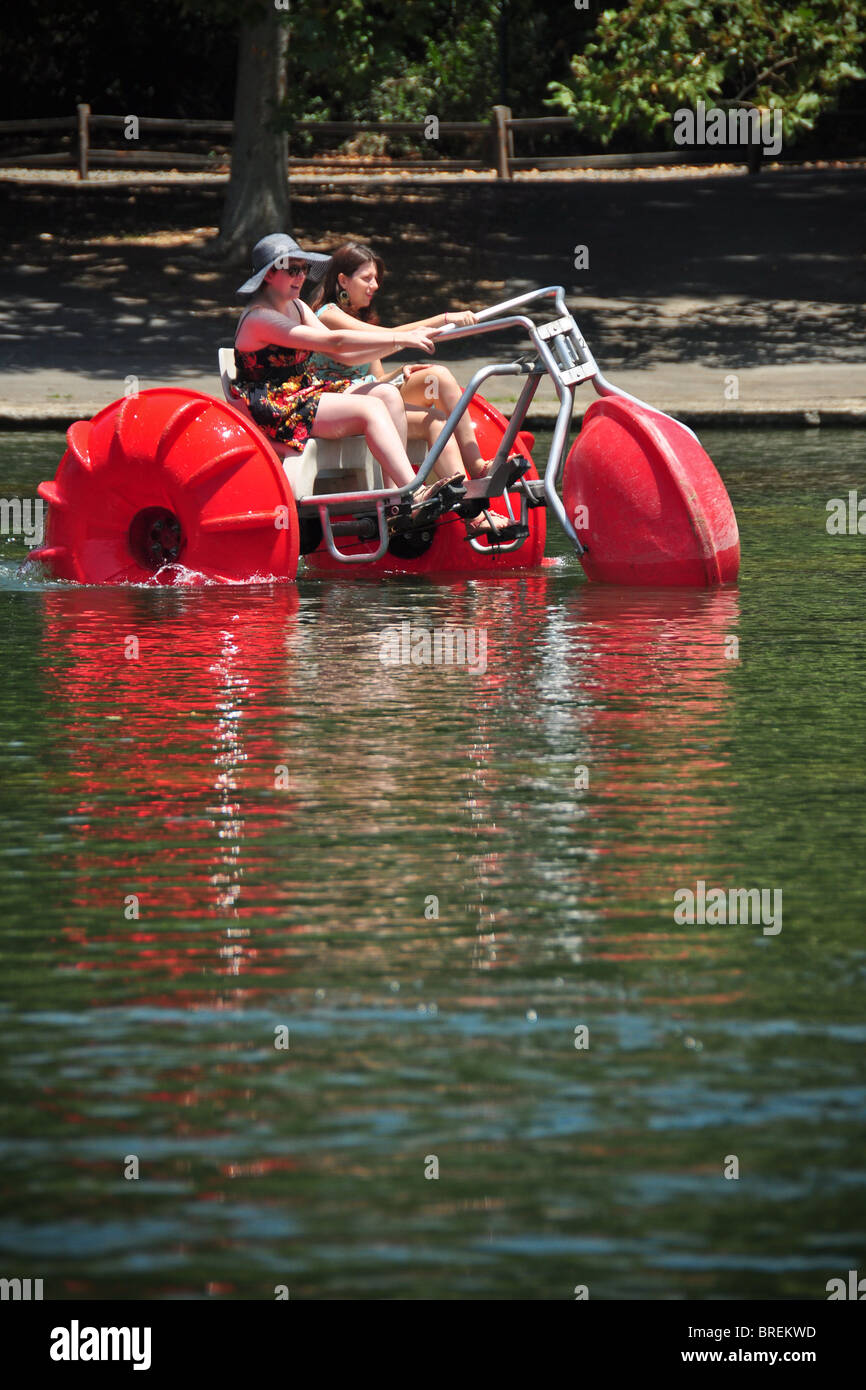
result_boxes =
[0,103,782,180]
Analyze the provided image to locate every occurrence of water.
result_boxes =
[0,428,864,1300]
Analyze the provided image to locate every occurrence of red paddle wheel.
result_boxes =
[30,389,299,585]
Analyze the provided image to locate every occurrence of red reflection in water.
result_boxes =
[558,583,740,898]
[445,573,741,992]
[553,582,743,1002]
[41,585,302,984]
[40,573,741,1004]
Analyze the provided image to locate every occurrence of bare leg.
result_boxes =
[400,366,486,476]
[404,404,466,481]
[346,380,408,449]
[313,392,414,487]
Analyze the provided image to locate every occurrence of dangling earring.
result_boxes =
[337,286,351,307]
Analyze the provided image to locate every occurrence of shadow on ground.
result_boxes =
[0,169,863,380]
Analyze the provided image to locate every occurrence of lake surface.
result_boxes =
[0,428,864,1300]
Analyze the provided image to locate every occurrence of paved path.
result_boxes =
[0,165,863,428]
[0,358,861,429]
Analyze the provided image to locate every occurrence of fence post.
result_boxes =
[77,103,90,180]
[492,105,512,179]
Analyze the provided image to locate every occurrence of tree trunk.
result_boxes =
[218,4,290,259]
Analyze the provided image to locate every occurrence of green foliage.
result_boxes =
[546,0,866,147]
[285,2,492,124]
[5,0,863,156]
[1,0,236,118]
[284,0,574,124]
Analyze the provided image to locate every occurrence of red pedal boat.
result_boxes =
[29,286,739,587]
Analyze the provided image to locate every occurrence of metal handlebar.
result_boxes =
[299,283,696,565]
[430,313,537,345]
[434,285,566,339]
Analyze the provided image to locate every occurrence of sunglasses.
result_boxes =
[278,259,310,277]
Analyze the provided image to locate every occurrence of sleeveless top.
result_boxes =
[232,304,315,384]
[305,304,374,382]
[229,308,354,453]
[233,342,312,384]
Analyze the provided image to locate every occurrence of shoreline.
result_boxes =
[2,403,863,430]
[2,165,863,431]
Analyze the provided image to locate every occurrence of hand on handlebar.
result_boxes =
[400,327,437,354]
[444,310,477,328]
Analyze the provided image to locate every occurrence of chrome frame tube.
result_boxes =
[482,371,542,526]
[488,372,542,465]
[431,313,537,344]
[471,285,562,321]
[296,359,527,509]
[294,284,684,565]
[317,499,390,564]
[543,389,584,554]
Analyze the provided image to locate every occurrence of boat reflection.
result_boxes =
[437,574,742,989]
[555,584,741,958]
[39,570,741,1004]
[40,584,301,986]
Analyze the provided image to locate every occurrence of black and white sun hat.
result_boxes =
[236,233,332,295]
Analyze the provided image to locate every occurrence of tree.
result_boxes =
[546,0,866,148]
[284,0,585,126]
[216,2,290,256]
[173,0,290,256]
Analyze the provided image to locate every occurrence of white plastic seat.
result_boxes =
[217,347,386,497]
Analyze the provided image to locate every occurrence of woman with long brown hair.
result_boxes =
[308,243,511,534]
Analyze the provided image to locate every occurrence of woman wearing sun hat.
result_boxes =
[231,234,463,505]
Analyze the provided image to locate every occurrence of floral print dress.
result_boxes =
[231,344,354,454]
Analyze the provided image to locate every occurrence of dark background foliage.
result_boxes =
[1,0,863,156]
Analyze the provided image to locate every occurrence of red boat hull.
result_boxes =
[303,394,546,577]
[563,397,740,586]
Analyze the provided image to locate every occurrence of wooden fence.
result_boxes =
[0,103,770,179]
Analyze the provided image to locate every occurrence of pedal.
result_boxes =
[388,477,465,534]
[504,455,531,487]
[519,478,547,508]
[386,497,414,532]
[461,454,530,505]
[474,521,530,547]
[387,496,444,535]
[436,478,467,511]
[457,455,531,517]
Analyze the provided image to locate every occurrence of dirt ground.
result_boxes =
[0,166,864,394]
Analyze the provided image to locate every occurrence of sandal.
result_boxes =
[467,454,527,481]
[464,513,529,546]
[412,472,465,510]
[465,511,512,537]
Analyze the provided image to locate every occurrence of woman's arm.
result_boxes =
[317,303,409,359]
[236,305,436,364]
[387,310,477,333]
[369,362,404,383]
[318,303,475,359]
